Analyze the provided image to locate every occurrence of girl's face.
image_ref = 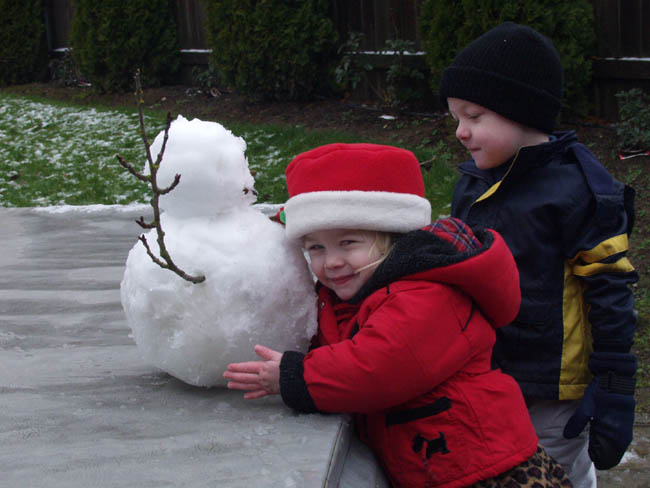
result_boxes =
[447,97,548,170]
[303,229,382,301]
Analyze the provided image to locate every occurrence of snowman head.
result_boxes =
[148,116,256,218]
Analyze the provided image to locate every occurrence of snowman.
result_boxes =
[120,116,318,387]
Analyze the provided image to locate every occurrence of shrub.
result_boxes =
[69,0,180,93]
[203,0,337,101]
[615,88,650,151]
[419,0,596,113]
[334,33,429,108]
[190,64,224,97]
[50,50,84,86]
[0,0,48,85]
[381,39,427,108]
[334,32,372,94]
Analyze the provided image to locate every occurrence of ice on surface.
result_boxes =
[120,117,317,387]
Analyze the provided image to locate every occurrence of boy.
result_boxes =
[439,22,638,488]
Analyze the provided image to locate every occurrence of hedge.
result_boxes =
[419,0,596,113]
[0,0,48,85]
[203,0,338,101]
[69,0,180,92]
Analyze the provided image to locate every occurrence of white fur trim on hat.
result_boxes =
[284,190,432,240]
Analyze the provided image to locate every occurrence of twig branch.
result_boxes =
[158,174,181,195]
[138,234,167,268]
[135,216,156,230]
[116,154,151,183]
[116,70,205,284]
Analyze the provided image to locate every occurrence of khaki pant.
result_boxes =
[528,399,597,488]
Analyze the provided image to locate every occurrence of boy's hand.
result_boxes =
[224,345,282,399]
[563,351,637,470]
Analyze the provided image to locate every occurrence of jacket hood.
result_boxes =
[350,218,521,328]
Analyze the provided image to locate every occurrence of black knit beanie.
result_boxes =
[438,22,563,133]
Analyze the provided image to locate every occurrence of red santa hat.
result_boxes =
[284,143,432,240]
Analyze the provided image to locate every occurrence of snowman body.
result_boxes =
[120,116,317,387]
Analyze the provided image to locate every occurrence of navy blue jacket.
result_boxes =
[451,131,637,400]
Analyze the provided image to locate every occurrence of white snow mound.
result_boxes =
[120,116,317,386]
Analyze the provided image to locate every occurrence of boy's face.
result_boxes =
[447,98,538,170]
[303,229,381,301]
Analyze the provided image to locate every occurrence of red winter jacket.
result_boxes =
[279,220,538,487]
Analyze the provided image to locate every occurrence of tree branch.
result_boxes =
[116,70,206,284]
[135,215,156,230]
[115,154,151,183]
[158,173,181,195]
[138,234,167,268]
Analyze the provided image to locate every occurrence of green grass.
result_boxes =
[0,92,161,206]
[0,91,457,209]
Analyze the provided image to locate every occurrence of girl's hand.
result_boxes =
[223,345,282,399]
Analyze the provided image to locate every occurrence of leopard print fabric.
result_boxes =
[472,446,573,487]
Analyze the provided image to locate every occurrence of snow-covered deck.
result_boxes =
[0,206,388,487]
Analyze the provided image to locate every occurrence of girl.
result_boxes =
[224,143,571,487]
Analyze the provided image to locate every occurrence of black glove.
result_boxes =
[563,351,636,470]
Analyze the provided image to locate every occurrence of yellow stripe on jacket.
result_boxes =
[560,234,635,400]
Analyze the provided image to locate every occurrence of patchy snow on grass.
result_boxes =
[0,94,163,207]
[0,94,292,208]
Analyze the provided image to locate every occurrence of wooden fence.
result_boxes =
[592,0,650,117]
[44,0,422,52]
[43,0,650,118]
[44,0,73,52]
[331,0,423,50]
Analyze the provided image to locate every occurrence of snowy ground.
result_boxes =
[0,94,293,207]
[0,95,159,206]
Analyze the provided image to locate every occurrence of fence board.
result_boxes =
[388,0,420,47]
[362,0,377,49]
[620,0,642,56]
[639,0,650,54]
[593,0,620,57]
[176,0,207,50]
[373,0,390,48]
[45,0,73,50]
[334,0,422,50]
[593,0,650,58]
